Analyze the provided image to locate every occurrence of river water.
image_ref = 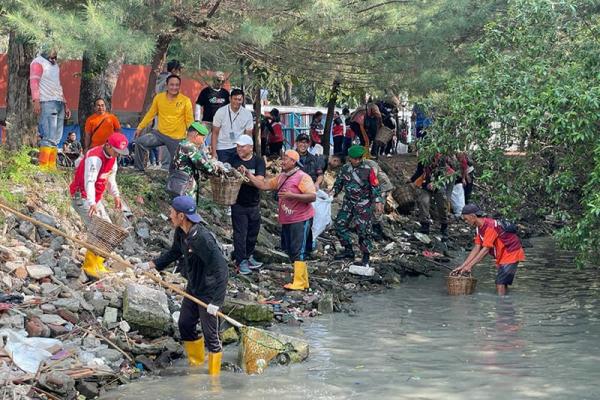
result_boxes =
[107,238,600,400]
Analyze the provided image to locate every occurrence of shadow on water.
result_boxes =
[105,238,600,400]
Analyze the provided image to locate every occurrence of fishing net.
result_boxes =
[238,326,308,374]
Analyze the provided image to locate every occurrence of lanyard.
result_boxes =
[228,106,240,128]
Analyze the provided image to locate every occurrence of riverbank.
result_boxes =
[0,150,517,398]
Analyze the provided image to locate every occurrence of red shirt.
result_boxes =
[475,218,526,266]
[333,124,344,137]
[69,146,116,203]
[268,122,284,144]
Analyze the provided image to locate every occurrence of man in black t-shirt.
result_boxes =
[230,135,266,275]
[195,71,230,131]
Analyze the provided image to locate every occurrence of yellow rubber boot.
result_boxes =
[82,250,109,279]
[284,261,309,290]
[182,338,205,366]
[38,147,51,170]
[47,147,58,171]
[208,352,223,376]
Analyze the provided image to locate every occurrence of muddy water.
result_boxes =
[107,238,600,400]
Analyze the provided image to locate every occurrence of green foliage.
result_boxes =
[3,0,154,62]
[422,0,600,265]
[116,171,171,213]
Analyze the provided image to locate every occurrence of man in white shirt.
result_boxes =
[29,49,72,170]
[69,132,129,278]
[210,88,253,164]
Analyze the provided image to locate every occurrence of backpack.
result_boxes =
[497,219,518,234]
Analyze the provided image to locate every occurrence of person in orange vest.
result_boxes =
[69,132,129,278]
[453,204,526,295]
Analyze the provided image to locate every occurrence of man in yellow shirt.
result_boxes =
[134,75,193,171]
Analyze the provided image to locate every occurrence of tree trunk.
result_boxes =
[141,34,172,117]
[78,51,124,126]
[322,78,341,157]
[283,81,293,105]
[5,31,37,150]
[253,85,262,157]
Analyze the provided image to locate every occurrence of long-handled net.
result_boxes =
[0,202,309,374]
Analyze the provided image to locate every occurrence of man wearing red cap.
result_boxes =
[69,132,129,278]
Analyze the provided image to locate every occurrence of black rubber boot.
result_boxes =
[419,222,430,234]
[372,222,384,241]
[361,253,370,267]
[335,247,355,260]
[440,223,449,241]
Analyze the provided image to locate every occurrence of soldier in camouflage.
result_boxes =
[363,158,394,240]
[331,145,384,267]
[170,122,214,198]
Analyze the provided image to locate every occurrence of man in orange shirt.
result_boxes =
[84,98,121,152]
[453,204,525,295]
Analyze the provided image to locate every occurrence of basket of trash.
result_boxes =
[392,184,415,213]
[375,126,395,144]
[209,175,244,205]
[447,271,477,295]
[87,216,129,253]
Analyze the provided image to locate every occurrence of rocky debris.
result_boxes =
[223,300,274,324]
[25,264,54,279]
[123,283,171,335]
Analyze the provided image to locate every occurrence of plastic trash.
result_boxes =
[450,183,465,216]
[414,232,431,244]
[2,330,61,373]
[348,264,375,276]
[312,190,333,239]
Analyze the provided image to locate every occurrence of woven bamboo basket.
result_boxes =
[87,216,129,254]
[210,175,244,205]
[447,272,477,295]
[375,126,395,144]
[392,184,415,214]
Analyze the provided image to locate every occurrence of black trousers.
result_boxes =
[280,219,312,262]
[333,136,344,154]
[179,296,222,353]
[231,204,261,264]
[269,142,283,157]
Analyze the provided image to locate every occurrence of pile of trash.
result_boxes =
[0,154,477,398]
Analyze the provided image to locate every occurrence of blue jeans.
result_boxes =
[39,101,65,147]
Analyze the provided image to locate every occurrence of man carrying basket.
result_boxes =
[453,204,526,295]
[69,132,130,278]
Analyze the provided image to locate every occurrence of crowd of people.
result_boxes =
[28,50,526,375]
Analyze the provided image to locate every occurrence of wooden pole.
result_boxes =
[322,78,341,157]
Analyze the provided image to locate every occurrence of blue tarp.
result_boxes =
[58,124,82,147]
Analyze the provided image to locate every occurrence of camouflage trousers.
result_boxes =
[335,200,374,254]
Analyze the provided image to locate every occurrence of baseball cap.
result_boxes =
[171,196,203,223]
[296,133,310,142]
[461,203,484,216]
[189,121,209,136]
[107,132,129,155]
[235,134,254,146]
[214,71,225,81]
[284,150,300,162]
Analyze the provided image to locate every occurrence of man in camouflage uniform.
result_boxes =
[363,158,394,240]
[169,122,214,199]
[332,145,384,267]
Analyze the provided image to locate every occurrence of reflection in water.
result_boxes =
[107,239,600,400]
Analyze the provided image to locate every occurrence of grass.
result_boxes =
[117,170,172,214]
